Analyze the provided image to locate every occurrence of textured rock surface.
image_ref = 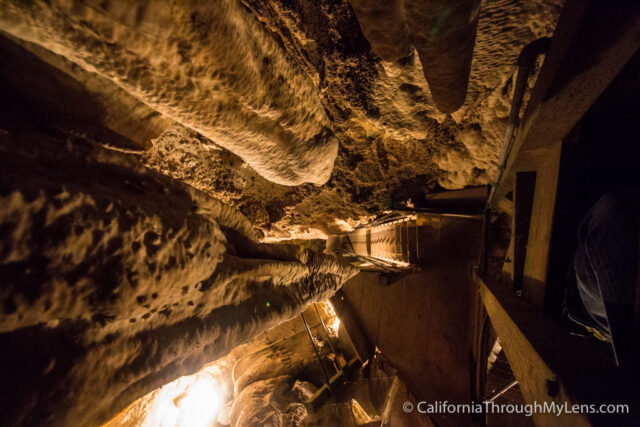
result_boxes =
[139,0,562,239]
[352,0,482,113]
[0,0,562,238]
[404,0,481,113]
[0,33,173,151]
[243,0,562,190]
[0,1,566,424]
[106,303,363,426]
[0,131,357,426]
[107,300,431,427]
[229,323,323,426]
[349,0,412,62]
[0,0,337,185]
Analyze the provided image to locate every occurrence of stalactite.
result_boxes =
[0,0,337,185]
[0,131,357,426]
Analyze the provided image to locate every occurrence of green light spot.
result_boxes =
[266,302,270,307]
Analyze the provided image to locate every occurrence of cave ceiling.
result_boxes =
[0,0,562,240]
[0,0,567,425]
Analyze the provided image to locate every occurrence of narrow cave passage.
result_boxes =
[1,1,640,426]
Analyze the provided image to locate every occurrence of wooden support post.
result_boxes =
[513,171,537,294]
[494,0,640,204]
[521,143,562,308]
[476,274,590,426]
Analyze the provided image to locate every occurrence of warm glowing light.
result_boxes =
[261,226,328,242]
[145,373,224,427]
[322,301,341,337]
[323,301,337,317]
[179,377,223,427]
[334,218,354,232]
[329,317,341,336]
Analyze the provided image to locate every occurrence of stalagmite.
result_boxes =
[0,0,573,424]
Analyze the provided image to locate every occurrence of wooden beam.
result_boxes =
[331,288,375,361]
[513,171,537,294]
[492,0,640,307]
[477,271,640,424]
[477,274,591,426]
[495,0,640,202]
[500,199,515,280]
[520,143,562,308]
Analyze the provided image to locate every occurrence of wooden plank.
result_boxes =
[522,143,562,308]
[476,273,640,425]
[305,371,347,411]
[500,199,516,280]
[542,49,640,316]
[332,285,375,361]
[492,0,640,307]
[377,274,405,356]
[495,0,640,202]
[423,186,489,212]
[513,171,537,294]
[477,275,590,426]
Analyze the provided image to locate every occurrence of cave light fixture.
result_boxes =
[146,372,225,427]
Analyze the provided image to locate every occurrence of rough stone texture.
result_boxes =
[405,0,481,113]
[106,301,429,426]
[229,321,327,426]
[139,124,354,241]
[0,0,337,186]
[0,33,173,151]
[104,304,337,426]
[139,0,562,239]
[349,0,412,62]
[0,131,357,426]
[352,0,482,114]
[243,0,562,191]
[0,1,566,425]
[0,0,562,239]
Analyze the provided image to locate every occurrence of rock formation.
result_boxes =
[0,131,357,426]
[351,0,481,113]
[0,0,337,186]
[0,0,564,424]
[0,0,563,239]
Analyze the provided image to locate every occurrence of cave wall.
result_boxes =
[351,0,481,114]
[151,0,562,238]
[0,130,356,426]
[0,0,563,240]
[0,0,337,186]
[104,303,344,426]
[0,33,173,151]
[0,1,566,423]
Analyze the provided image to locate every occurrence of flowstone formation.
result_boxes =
[140,0,562,238]
[0,0,563,239]
[0,1,565,422]
[0,131,357,426]
[0,0,337,186]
